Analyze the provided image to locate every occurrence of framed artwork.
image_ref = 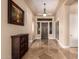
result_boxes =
[8,0,24,26]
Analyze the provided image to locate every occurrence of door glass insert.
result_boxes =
[49,22,52,34]
[37,22,40,34]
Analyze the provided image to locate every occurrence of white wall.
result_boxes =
[1,0,34,59]
[56,1,78,48]
[69,2,78,47]
[56,1,70,48]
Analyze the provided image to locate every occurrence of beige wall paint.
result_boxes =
[70,2,78,14]
[56,1,70,47]
[69,2,78,47]
[1,0,34,59]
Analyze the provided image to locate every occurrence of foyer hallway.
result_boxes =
[22,40,77,59]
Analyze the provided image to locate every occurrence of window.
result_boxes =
[49,22,52,34]
[37,22,40,34]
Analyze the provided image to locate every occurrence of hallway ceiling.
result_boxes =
[25,0,59,16]
[24,0,77,16]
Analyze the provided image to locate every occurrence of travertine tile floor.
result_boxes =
[22,40,78,59]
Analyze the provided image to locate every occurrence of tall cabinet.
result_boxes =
[11,34,28,59]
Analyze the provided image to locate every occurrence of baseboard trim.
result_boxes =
[57,40,70,48]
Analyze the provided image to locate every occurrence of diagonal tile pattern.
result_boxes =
[22,40,77,59]
[39,53,52,59]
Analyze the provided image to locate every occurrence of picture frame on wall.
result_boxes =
[8,0,24,26]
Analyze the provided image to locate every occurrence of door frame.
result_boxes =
[36,21,54,39]
[35,17,55,40]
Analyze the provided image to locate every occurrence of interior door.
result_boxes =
[41,23,48,40]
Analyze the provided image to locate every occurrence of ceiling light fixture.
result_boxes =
[43,3,47,17]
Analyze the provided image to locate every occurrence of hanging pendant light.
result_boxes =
[43,3,47,17]
[43,8,47,16]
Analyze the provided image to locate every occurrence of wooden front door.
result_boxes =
[41,23,48,40]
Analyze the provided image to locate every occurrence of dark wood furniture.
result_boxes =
[11,34,28,59]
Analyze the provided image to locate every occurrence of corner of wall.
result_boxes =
[58,40,70,48]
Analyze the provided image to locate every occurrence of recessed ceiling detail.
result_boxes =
[25,0,59,16]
